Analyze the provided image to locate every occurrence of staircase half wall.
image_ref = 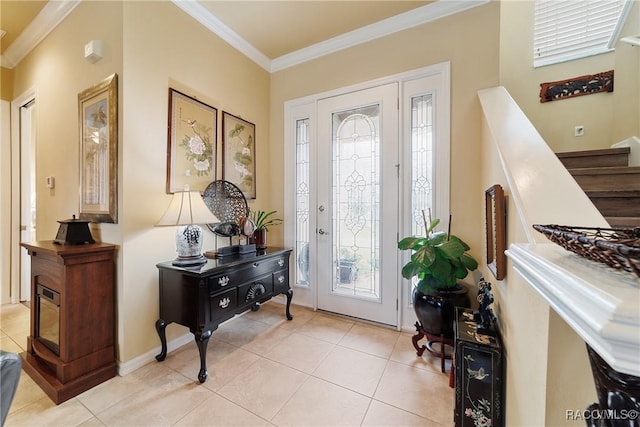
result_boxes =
[478,86,639,426]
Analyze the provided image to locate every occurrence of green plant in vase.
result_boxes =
[398,212,478,340]
[398,214,478,295]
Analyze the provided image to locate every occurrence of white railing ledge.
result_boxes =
[506,243,640,377]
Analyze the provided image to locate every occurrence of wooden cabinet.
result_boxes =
[155,247,292,383]
[454,307,504,427]
[20,241,116,404]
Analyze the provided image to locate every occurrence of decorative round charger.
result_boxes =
[203,180,249,238]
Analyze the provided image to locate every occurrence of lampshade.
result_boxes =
[156,191,219,226]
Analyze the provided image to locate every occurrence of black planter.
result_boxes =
[413,284,471,339]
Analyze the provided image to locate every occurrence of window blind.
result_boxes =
[533,0,626,67]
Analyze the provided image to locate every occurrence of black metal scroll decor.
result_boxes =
[539,70,614,103]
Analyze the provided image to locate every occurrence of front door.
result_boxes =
[316,83,398,326]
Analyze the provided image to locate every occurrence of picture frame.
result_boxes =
[222,111,256,199]
[485,184,506,280]
[167,88,217,193]
[78,73,118,223]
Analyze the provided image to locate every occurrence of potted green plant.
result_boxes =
[249,209,282,249]
[398,213,478,340]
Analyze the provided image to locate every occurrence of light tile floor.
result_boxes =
[1,301,453,426]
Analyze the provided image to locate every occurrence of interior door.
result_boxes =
[316,83,398,326]
[20,99,36,302]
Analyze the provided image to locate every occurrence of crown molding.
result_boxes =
[1,0,489,72]
[1,0,81,69]
[270,0,489,72]
[171,0,272,72]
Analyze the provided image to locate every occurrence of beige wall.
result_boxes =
[270,1,501,264]
[6,1,270,364]
[118,1,270,362]
[500,0,640,153]
[12,1,124,243]
[1,67,14,101]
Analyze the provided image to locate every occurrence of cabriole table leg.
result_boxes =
[195,330,212,383]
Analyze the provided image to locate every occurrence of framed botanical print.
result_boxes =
[222,111,256,199]
[167,88,217,193]
[78,73,118,223]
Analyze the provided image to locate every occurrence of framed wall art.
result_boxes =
[78,73,118,223]
[539,70,614,103]
[485,184,506,280]
[222,111,255,199]
[167,88,217,193]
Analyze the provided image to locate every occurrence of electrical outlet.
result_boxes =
[575,125,584,137]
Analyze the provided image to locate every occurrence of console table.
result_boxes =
[155,247,293,383]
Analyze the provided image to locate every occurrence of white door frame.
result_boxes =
[0,100,11,305]
[10,87,37,304]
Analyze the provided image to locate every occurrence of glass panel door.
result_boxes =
[316,83,398,326]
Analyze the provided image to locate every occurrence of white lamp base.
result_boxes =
[172,254,207,267]
[172,225,207,266]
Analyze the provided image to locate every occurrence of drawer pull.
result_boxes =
[219,297,231,309]
[218,276,230,287]
[277,275,285,283]
[278,259,285,267]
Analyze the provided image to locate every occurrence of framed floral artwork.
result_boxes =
[222,112,255,199]
[78,73,118,223]
[167,88,217,193]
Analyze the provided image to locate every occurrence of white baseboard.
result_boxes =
[117,332,193,376]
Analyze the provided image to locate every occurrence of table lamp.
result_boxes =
[156,187,219,266]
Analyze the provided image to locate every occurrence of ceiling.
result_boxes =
[0,1,46,50]
[0,0,486,71]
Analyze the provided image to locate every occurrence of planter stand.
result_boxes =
[412,321,453,373]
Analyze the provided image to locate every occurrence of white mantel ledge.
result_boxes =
[506,243,640,377]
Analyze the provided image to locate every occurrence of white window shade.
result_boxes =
[533,0,627,67]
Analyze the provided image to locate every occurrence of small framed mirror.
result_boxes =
[485,184,506,280]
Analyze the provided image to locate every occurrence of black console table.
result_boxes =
[155,247,292,383]
[454,307,503,427]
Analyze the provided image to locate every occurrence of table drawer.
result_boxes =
[273,268,290,292]
[206,256,287,293]
[246,256,288,279]
[238,273,273,306]
[208,288,237,321]
[267,255,288,271]
[207,267,251,293]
